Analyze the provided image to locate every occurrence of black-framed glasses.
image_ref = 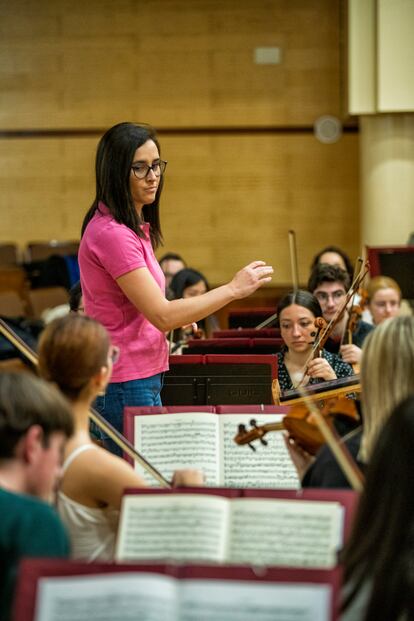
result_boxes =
[314,290,346,303]
[131,160,167,179]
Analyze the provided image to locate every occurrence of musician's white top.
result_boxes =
[57,444,119,561]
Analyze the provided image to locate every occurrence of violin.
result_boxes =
[344,288,369,344]
[278,374,361,405]
[311,316,327,358]
[234,396,360,456]
[340,287,369,373]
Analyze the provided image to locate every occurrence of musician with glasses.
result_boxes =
[308,264,373,367]
[79,122,273,456]
[37,314,202,561]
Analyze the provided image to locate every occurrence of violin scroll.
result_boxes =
[314,316,327,331]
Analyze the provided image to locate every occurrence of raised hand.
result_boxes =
[228,260,274,299]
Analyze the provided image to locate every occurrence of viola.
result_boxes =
[234,396,360,456]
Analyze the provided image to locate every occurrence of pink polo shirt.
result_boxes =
[79,202,168,382]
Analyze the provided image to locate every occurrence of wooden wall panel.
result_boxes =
[0,138,96,246]
[0,0,359,289]
[0,0,344,129]
[159,132,360,285]
[0,132,359,286]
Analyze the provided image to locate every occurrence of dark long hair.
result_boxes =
[310,245,354,282]
[341,395,414,621]
[81,122,163,249]
[169,268,210,300]
[276,290,323,324]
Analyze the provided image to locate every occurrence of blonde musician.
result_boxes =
[365,275,402,325]
[38,314,203,561]
[276,290,353,392]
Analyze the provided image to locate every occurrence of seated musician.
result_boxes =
[276,290,353,392]
[308,264,373,366]
[38,314,203,562]
[168,268,220,349]
[0,373,73,621]
[287,316,414,489]
[158,252,186,291]
[365,275,401,326]
[310,244,355,284]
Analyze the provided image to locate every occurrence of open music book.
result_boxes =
[125,407,300,488]
[15,560,340,621]
[115,488,356,569]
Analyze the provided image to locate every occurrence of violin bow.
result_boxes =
[288,230,299,293]
[254,229,298,330]
[254,312,278,330]
[0,318,172,488]
[340,256,364,348]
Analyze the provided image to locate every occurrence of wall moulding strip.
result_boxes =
[0,126,358,140]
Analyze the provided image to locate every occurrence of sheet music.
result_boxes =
[134,412,220,486]
[228,499,344,568]
[35,573,177,621]
[180,579,331,621]
[219,414,300,489]
[34,573,331,621]
[116,494,229,562]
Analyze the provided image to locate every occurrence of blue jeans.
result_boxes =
[92,373,163,457]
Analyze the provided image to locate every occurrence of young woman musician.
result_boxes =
[38,314,202,562]
[341,395,414,621]
[79,122,273,455]
[366,275,401,325]
[310,245,355,284]
[276,290,353,392]
[169,268,220,341]
[288,316,414,488]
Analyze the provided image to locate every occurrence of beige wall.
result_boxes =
[348,0,414,114]
[0,0,360,285]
